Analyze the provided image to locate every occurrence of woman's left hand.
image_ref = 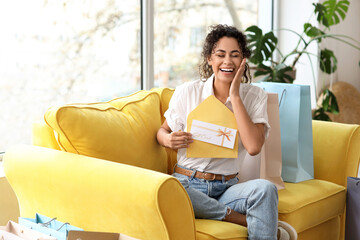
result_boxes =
[229,58,247,98]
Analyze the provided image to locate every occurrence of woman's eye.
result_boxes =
[216,55,225,58]
[231,54,240,58]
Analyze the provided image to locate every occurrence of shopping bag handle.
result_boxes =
[259,86,286,107]
[56,222,70,231]
[38,217,70,231]
[39,217,57,227]
[279,89,286,107]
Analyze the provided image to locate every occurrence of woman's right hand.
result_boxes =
[157,120,193,150]
[166,131,193,149]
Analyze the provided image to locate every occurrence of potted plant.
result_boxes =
[245,0,360,121]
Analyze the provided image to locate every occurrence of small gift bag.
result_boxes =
[345,177,360,240]
[18,213,82,240]
[0,220,56,240]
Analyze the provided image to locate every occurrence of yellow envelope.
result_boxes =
[186,95,239,158]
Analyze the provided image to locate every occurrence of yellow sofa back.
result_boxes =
[40,88,175,174]
[36,87,360,182]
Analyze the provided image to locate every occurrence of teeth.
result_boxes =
[220,68,233,72]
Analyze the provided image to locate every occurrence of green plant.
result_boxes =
[245,0,360,121]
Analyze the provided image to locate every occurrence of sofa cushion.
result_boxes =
[278,179,346,233]
[44,90,168,173]
[195,219,247,240]
[150,88,175,123]
[150,88,178,173]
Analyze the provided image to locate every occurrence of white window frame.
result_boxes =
[140,0,275,90]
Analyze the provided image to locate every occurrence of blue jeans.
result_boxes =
[173,165,278,240]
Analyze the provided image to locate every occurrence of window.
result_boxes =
[0,0,262,151]
[153,0,258,88]
[0,0,141,150]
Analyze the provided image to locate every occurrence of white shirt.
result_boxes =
[164,74,270,175]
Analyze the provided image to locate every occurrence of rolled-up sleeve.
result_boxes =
[164,85,186,132]
[248,89,271,139]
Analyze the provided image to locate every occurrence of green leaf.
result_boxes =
[313,3,329,27]
[326,89,339,114]
[322,0,349,26]
[254,64,272,78]
[320,48,337,74]
[304,23,325,41]
[320,89,339,114]
[245,25,278,65]
[313,108,332,121]
[255,63,295,83]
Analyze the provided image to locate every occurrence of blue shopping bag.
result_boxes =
[253,82,314,182]
[19,213,83,240]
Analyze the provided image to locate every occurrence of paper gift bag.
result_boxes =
[0,220,56,240]
[186,95,239,158]
[19,213,82,240]
[253,82,314,183]
[68,230,140,240]
[237,93,284,190]
[259,93,285,189]
[345,177,360,240]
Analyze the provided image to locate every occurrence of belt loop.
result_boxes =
[190,169,197,180]
[173,163,178,174]
[222,175,225,184]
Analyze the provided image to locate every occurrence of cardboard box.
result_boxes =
[67,231,139,240]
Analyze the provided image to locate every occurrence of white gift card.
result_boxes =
[190,120,237,149]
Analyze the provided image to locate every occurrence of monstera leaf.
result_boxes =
[313,89,339,121]
[313,0,349,27]
[254,63,295,83]
[245,26,277,65]
[304,23,325,40]
[320,48,337,74]
[313,108,332,121]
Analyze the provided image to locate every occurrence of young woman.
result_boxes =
[157,24,297,240]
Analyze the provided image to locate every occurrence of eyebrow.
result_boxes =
[215,49,241,54]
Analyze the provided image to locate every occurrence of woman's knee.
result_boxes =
[251,179,278,199]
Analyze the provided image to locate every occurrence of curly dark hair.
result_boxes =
[199,24,252,83]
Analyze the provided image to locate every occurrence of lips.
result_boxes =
[220,68,234,72]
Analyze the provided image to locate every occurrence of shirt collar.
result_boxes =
[203,74,215,99]
[203,73,232,104]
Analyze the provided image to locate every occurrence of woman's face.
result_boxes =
[207,37,243,84]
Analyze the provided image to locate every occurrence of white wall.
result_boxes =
[319,0,360,92]
[276,0,319,107]
[276,0,360,107]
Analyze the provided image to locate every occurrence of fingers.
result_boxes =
[230,58,246,97]
[168,131,193,149]
[234,58,247,81]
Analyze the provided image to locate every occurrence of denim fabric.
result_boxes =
[173,165,278,240]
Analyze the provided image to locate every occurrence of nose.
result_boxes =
[224,54,232,64]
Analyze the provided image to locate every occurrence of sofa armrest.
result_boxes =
[32,120,61,150]
[312,120,360,187]
[4,145,195,240]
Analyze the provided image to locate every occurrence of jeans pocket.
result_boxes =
[172,173,190,188]
[188,177,208,195]
[226,177,239,187]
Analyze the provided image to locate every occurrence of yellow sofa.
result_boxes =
[3,88,360,240]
